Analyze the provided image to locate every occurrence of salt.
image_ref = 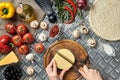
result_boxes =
[102,44,115,56]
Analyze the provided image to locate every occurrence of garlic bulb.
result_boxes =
[30,20,39,28]
[38,33,47,42]
[72,29,80,38]
[26,66,34,75]
[87,38,96,47]
[40,22,48,30]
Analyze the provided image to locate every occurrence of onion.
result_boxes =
[77,0,87,9]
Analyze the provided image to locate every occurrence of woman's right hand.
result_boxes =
[79,65,103,80]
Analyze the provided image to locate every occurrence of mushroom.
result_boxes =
[40,22,48,30]
[30,20,39,28]
[26,66,34,75]
[26,53,35,62]
[80,25,89,34]
[87,38,96,47]
[72,29,80,38]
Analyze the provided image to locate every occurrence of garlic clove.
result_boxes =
[40,22,48,30]
[72,29,80,38]
[38,33,47,42]
[30,20,39,28]
[87,38,96,47]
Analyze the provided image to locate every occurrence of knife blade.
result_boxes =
[34,0,53,15]
[53,49,82,77]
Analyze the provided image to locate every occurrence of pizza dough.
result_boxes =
[89,0,120,41]
[54,49,75,69]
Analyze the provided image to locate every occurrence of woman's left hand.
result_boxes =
[46,59,69,80]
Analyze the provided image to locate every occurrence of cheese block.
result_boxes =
[54,49,75,69]
[0,51,19,66]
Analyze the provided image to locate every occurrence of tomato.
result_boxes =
[49,25,59,37]
[22,33,34,44]
[18,44,29,55]
[0,35,10,45]
[34,43,44,53]
[0,43,12,54]
[12,35,23,46]
[4,22,16,35]
[17,24,28,36]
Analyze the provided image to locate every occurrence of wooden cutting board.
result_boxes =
[44,40,89,80]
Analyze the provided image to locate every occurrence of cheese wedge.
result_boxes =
[54,49,75,69]
[0,51,19,66]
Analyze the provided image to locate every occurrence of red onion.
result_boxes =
[77,0,87,9]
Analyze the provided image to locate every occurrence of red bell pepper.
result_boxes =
[65,0,77,15]
[0,43,12,53]
[64,6,75,24]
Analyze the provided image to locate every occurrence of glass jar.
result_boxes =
[16,3,36,23]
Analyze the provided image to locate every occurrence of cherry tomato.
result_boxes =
[12,35,23,46]
[22,33,34,44]
[4,22,16,35]
[18,44,29,55]
[0,35,10,45]
[34,43,44,53]
[17,24,28,36]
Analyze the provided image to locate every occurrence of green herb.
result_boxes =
[54,0,73,23]
[77,8,83,19]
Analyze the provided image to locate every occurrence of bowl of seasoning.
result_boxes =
[49,24,60,38]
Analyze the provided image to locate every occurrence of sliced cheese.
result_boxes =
[54,49,75,69]
[0,51,19,66]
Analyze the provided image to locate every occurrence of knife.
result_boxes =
[34,0,57,23]
[53,49,82,78]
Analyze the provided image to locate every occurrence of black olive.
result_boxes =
[3,65,22,80]
[48,13,57,23]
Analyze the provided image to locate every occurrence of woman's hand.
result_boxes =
[46,59,68,80]
[79,65,103,80]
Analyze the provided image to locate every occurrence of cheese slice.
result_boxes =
[54,49,75,69]
[0,51,19,66]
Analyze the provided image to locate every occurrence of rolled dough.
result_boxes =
[89,0,120,41]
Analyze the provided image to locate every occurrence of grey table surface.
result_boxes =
[0,0,120,80]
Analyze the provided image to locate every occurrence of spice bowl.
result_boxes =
[49,24,61,38]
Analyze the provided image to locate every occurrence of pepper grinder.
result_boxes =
[34,0,57,23]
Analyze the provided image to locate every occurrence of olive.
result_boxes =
[48,13,57,23]
[3,65,22,80]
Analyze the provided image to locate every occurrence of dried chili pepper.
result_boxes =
[65,0,77,15]
[64,6,75,24]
